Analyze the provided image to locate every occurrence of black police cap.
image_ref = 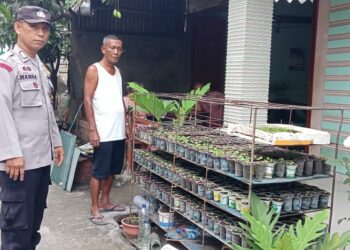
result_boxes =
[16,6,51,25]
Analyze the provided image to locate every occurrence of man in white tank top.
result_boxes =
[84,35,126,225]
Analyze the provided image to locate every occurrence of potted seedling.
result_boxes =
[121,215,139,238]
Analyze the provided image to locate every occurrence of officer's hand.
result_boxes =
[89,129,100,148]
[5,157,25,181]
[54,146,64,167]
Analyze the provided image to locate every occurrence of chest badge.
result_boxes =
[33,82,39,88]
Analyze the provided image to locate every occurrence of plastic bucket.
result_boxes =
[158,208,174,229]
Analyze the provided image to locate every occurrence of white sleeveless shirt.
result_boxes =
[93,63,125,141]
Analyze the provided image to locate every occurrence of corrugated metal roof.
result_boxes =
[74,0,185,35]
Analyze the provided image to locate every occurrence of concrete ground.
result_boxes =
[14,173,350,250]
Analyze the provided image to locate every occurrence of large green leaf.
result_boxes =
[128,82,149,93]
[288,210,328,250]
[319,231,350,250]
[275,233,294,250]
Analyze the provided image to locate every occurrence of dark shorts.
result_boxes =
[93,139,125,180]
[0,166,51,250]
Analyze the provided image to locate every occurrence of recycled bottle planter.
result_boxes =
[272,198,284,214]
[304,158,314,176]
[322,162,332,175]
[318,192,330,208]
[264,162,275,179]
[254,163,265,180]
[292,195,302,211]
[313,159,323,175]
[213,156,221,170]
[310,191,321,209]
[286,164,298,178]
[242,164,251,180]
[207,154,214,168]
[235,161,243,177]
[281,193,293,212]
[220,157,230,172]
[301,194,312,210]
[275,161,286,178]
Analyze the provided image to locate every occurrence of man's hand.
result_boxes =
[54,146,64,166]
[6,157,25,181]
[89,129,100,148]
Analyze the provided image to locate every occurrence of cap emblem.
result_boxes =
[37,10,46,18]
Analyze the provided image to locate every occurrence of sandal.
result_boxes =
[88,215,108,225]
[100,204,126,212]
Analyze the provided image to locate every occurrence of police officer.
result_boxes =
[0,6,64,250]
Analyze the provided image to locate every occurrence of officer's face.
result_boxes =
[14,21,50,57]
[101,39,123,64]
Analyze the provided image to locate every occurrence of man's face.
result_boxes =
[102,39,123,64]
[14,21,50,54]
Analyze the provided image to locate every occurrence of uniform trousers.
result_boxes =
[0,166,50,250]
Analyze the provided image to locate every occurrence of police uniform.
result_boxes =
[0,6,62,250]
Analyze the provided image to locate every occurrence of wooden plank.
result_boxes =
[274,139,313,146]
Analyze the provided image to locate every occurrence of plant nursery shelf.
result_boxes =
[136,182,233,250]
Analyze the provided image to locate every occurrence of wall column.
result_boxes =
[224,0,274,124]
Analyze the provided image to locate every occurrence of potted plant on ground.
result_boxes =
[121,215,139,238]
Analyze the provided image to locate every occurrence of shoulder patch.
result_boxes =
[0,62,13,72]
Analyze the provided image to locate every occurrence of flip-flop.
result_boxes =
[100,204,126,212]
[88,215,108,225]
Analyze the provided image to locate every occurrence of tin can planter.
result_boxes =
[172,195,181,210]
[166,140,175,154]
[197,182,206,198]
[213,220,221,236]
[235,161,243,177]
[254,163,265,180]
[272,197,284,214]
[159,138,166,151]
[192,206,202,223]
[292,195,302,211]
[228,158,235,173]
[235,197,243,211]
[213,188,222,202]
[313,159,323,175]
[322,162,332,175]
[191,180,198,195]
[229,194,236,209]
[207,154,214,168]
[286,163,297,178]
[295,160,305,177]
[195,150,201,164]
[179,199,186,213]
[206,213,216,231]
[275,161,286,178]
[220,157,230,172]
[184,146,190,159]
[213,156,221,170]
[219,221,228,240]
[281,193,293,212]
[242,164,251,180]
[318,192,330,208]
[240,201,250,213]
[260,197,272,208]
[189,148,196,162]
[301,194,312,210]
[310,191,321,209]
[178,144,185,157]
[206,184,215,200]
[185,178,192,191]
[304,158,314,176]
[199,152,207,166]
[225,225,233,243]
[231,227,242,245]
[264,162,275,179]
[220,191,229,207]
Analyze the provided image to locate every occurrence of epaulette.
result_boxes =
[0,51,15,72]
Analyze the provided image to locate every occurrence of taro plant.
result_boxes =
[234,194,350,250]
[127,82,175,122]
[172,83,211,127]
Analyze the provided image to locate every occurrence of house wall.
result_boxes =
[69,31,189,114]
[311,0,350,174]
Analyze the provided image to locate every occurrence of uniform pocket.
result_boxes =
[19,81,43,107]
[0,190,28,230]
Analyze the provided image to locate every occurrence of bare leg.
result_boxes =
[99,175,113,208]
[90,176,102,217]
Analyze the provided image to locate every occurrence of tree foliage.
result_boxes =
[0,0,80,108]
